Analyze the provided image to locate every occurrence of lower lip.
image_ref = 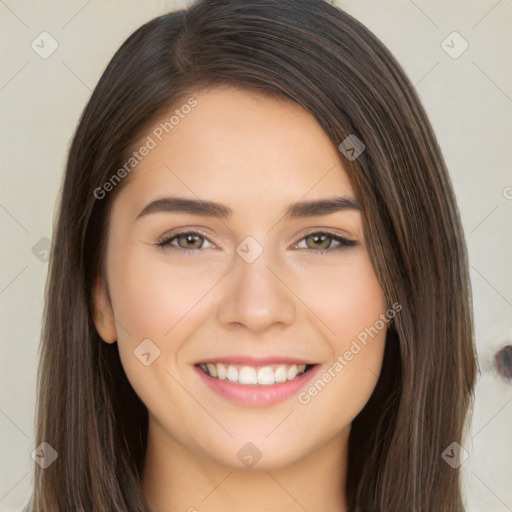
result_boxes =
[194,364,320,407]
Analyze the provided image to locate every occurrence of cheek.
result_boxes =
[297,251,387,342]
[105,246,220,415]
[294,252,388,419]
[107,246,221,342]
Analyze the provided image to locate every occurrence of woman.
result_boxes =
[25,0,477,510]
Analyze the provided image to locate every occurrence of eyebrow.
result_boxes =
[136,195,362,220]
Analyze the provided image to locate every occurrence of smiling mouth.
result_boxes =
[196,362,315,386]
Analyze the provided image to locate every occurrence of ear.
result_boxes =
[91,275,118,344]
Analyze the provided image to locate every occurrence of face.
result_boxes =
[92,86,388,471]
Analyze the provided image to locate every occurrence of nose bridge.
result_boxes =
[215,235,296,331]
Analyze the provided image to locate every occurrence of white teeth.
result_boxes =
[286,364,298,380]
[274,365,287,383]
[239,366,257,385]
[199,361,310,385]
[216,363,227,380]
[227,365,238,382]
[257,366,275,385]
[206,363,217,378]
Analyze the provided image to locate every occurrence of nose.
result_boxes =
[215,244,297,332]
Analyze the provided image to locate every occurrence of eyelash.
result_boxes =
[156,229,357,255]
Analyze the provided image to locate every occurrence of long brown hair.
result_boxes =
[25,1,477,510]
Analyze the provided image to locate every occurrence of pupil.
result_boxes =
[310,234,329,249]
[183,234,201,248]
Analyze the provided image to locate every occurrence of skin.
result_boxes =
[92,86,388,512]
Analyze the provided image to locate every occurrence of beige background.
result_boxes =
[1,1,511,510]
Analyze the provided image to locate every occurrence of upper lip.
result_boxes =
[195,356,316,366]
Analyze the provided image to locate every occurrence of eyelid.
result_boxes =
[290,231,357,251]
[296,227,357,243]
[156,227,219,249]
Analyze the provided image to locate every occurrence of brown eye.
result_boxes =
[294,232,357,253]
[176,233,204,249]
[305,233,332,250]
[156,231,214,251]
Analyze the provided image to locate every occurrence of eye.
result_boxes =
[156,229,357,254]
[293,232,357,253]
[156,230,214,252]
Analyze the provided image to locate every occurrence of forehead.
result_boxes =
[119,86,355,209]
